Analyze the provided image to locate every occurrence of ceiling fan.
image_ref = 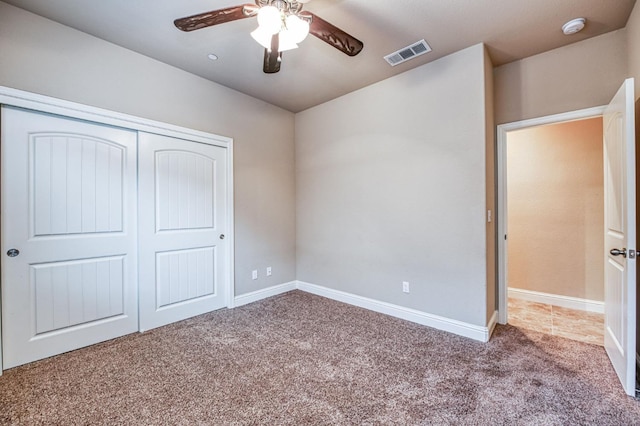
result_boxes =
[174,0,364,74]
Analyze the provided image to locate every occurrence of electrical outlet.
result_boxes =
[402,281,410,293]
[252,270,258,280]
[266,266,272,276]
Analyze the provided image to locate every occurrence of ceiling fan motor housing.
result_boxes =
[255,0,312,14]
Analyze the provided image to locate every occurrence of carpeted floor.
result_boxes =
[1,290,639,425]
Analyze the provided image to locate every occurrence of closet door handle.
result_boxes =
[219,234,225,240]
[6,248,19,257]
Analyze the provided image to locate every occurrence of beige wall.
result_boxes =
[2,0,635,335]
[507,118,604,301]
[484,47,497,322]
[0,2,297,296]
[494,30,628,125]
[296,44,492,327]
[629,0,640,100]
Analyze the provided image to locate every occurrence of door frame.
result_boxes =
[496,106,605,325]
[0,86,235,375]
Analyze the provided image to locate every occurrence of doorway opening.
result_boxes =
[497,106,607,337]
[498,81,637,397]
[503,116,605,345]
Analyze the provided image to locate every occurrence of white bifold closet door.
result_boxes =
[1,106,138,369]
[138,132,228,331]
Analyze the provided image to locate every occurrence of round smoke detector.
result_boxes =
[562,18,586,35]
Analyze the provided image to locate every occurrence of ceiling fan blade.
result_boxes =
[305,12,364,57]
[263,35,282,74]
[174,4,258,32]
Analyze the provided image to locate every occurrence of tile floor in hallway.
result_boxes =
[508,297,604,346]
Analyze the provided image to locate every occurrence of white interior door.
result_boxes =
[603,78,637,396]
[138,132,228,331]
[1,106,138,369]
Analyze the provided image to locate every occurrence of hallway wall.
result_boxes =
[507,118,604,301]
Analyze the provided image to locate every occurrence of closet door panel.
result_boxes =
[1,106,138,369]
[138,132,228,331]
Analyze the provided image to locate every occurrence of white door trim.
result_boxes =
[496,106,606,325]
[0,86,232,147]
[0,86,235,374]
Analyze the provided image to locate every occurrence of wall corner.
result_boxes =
[483,45,497,325]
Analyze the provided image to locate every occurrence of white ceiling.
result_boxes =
[3,0,636,112]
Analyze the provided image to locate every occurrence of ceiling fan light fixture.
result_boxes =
[252,27,299,52]
[254,4,307,52]
[277,31,299,52]
[285,14,310,44]
[251,27,274,49]
[257,6,282,35]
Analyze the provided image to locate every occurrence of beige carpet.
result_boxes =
[1,290,639,425]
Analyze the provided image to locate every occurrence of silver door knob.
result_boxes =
[219,234,225,240]
[610,248,627,258]
[6,248,19,257]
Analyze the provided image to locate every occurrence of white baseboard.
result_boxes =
[233,280,497,342]
[233,281,297,308]
[296,281,493,342]
[508,288,604,314]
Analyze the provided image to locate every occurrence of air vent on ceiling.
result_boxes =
[384,39,432,66]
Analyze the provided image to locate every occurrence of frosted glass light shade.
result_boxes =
[252,27,298,52]
[285,15,309,44]
[251,27,273,49]
[277,31,299,52]
[257,6,282,35]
